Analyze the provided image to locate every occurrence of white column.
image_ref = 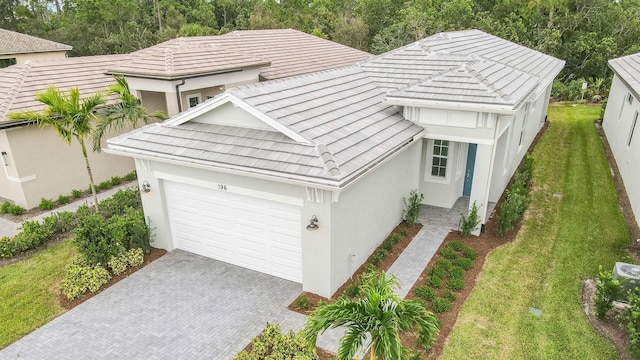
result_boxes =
[469,143,496,235]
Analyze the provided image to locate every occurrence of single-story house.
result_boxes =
[0,28,71,68]
[0,29,369,209]
[106,29,565,298]
[602,53,640,227]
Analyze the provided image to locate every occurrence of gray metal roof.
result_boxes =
[609,53,640,100]
[107,29,564,188]
[0,29,71,55]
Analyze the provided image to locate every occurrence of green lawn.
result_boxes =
[441,105,631,359]
[0,239,77,348]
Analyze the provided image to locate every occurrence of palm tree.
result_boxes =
[10,86,105,211]
[92,74,167,152]
[303,271,439,360]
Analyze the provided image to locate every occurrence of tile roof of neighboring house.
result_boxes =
[0,55,129,122]
[609,52,640,99]
[110,29,371,80]
[107,39,271,79]
[107,29,564,187]
[0,29,72,55]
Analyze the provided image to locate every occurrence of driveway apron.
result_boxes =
[0,250,302,360]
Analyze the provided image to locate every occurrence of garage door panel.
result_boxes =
[165,181,302,283]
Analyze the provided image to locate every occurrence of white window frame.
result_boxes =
[187,94,201,109]
[628,111,638,147]
[425,139,452,184]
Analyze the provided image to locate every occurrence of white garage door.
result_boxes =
[164,181,303,283]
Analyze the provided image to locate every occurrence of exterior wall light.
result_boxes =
[1,151,8,166]
[306,215,319,231]
[141,181,151,193]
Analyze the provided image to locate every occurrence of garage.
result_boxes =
[163,181,303,283]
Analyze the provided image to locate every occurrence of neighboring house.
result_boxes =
[602,53,640,227]
[0,28,71,67]
[0,29,369,209]
[106,30,564,298]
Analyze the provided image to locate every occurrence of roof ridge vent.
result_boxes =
[164,48,175,73]
[315,144,341,177]
[0,61,31,119]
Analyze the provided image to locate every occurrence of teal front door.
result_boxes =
[463,144,477,197]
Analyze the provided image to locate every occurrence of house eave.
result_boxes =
[106,63,269,81]
[385,97,518,115]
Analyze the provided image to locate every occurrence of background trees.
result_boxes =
[2,0,639,94]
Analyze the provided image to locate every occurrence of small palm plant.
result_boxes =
[303,271,439,360]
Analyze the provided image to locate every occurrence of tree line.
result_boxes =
[2,0,639,98]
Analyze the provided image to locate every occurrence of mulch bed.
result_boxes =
[59,247,166,310]
[287,222,423,315]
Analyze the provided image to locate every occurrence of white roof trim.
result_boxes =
[384,96,517,115]
[165,92,311,143]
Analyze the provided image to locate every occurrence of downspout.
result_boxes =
[175,79,185,113]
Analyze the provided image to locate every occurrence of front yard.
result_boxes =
[440,105,631,359]
[0,239,76,348]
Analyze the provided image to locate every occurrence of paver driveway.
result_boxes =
[0,250,302,360]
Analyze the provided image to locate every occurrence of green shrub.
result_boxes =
[57,194,70,205]
[110,176,122,186]
[123,170,137,182]
[293,295,310,310]
[447,278,465,291]
[449,266,465,280]
[429,265,447,279]
[74,212,122,266]
[448,241,465,252]
[371,248,388,266]
[382,238,393,251]
[108,252,129,276]
[0,201,10,214]
[71,189,83,199]
[403,190,424,226]
[61,263,111,300]
[98,188,141,218]
[599,98,608,120]
[442,289,457,302]
[460,201,481,237]
[453,257,474,270]
[414,285,437,301]
[427,275,442,288]
[626,287,640,359]
[462,247,478,260]
[8,204,24,215]
[98,180,111,190]
[344,284,360,298]
[398,228,408,237]
[233,323,317,359]
[594,266,622,320]
[440,247,459,260]
[435,259,452,271]
[388,233,402,245]
[108,209,151,253]
[496,191,529,237]
[38,198,54,210]
[432,297,452,313]
[127,247,144,267]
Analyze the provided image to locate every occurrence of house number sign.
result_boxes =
[218,184,228,191]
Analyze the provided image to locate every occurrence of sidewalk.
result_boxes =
[0,183,136,238]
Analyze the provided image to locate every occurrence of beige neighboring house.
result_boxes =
[0,28,71,68]
[0,29,370,209]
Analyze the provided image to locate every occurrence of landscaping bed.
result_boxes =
[59,247,166,310]
[287,221,423,315]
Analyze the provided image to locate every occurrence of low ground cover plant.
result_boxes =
[0,201,25,215]
[234,323,317,360]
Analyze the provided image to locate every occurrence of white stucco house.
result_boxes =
[602,53,640,226]
[106,30,564,298]
[0,29,368,209]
